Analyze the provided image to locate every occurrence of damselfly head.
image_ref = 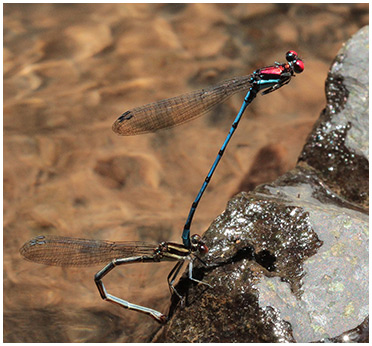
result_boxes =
[190,234,209,254]
[286,50,304,74]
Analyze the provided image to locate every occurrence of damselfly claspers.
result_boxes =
[20,51,304,323]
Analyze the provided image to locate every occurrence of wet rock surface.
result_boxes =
[155,27,368,342]
[299,27,369,208]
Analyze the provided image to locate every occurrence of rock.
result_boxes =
[299,26,368,208]
[154,26,368,342]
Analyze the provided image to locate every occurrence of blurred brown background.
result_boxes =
[3,3,368,342]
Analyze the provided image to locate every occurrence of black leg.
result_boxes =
[167,260,185,300]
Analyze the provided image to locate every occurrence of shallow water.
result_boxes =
[3,3,368,342]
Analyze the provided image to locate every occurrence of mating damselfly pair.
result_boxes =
[20,51,304,323]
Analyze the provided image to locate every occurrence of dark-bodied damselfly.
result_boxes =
[112,51,304,248]
[19,234,209,323]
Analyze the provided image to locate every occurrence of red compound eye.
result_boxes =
[294,59,304,73]
[199,243,209,254]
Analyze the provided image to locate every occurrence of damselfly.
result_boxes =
[20,51,304,323]
[19,234,209,323]
[112,51,304,248]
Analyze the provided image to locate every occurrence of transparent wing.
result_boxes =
[20,235,157,267]
[112,74,254,136]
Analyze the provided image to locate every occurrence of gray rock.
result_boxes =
[299,26,369,207]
